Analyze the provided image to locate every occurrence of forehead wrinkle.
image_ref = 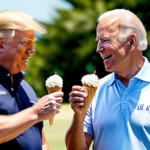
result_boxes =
[97,25,109,34]
[97,16,121,34]
[108,19,121,33]
[96,17,121,41]
[96,29,109,40]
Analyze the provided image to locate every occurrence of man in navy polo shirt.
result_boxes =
[66,9,150,150]
[0,10,63,150]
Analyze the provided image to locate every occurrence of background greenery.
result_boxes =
[24,0,150,149]
[24,0,150,102]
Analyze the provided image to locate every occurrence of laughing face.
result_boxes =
[96,17,130,74]
[0,30,36,74]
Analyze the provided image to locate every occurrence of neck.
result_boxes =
[116,53,144,87]
[11,75,13,86]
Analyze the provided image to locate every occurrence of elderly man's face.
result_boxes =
[96,17,130,73]
[0,30,36,74]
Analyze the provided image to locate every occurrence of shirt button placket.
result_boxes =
[11,87,14,91]
[121,92,128,112]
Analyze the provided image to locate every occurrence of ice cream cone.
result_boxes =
[82,84,97,108]
[46,86,62,125]
[46,86,62,94]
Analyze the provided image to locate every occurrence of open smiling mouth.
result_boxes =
[22,58,28,62]
[102,55,112,60]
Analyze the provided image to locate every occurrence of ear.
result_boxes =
[127,33,136,51]
[0,38,4,54]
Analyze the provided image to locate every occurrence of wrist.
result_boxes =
[73,113,86,124]
[28,106,39,122]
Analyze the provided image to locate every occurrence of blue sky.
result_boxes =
[0,0,73,23]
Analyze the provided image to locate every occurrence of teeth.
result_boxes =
[103,55,112,60]
[23,58,28,61]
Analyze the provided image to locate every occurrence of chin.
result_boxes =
[105,66,111,72]
[20,64,27,71]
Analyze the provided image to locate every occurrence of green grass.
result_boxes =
[43,103,93,150]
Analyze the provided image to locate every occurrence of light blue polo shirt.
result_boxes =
[84,57,150,150]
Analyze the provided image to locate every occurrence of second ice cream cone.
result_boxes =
[46,86,62,125]
[82,84,97,108]
[81,72,99,108]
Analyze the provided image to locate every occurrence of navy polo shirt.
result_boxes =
[0,65,43,150]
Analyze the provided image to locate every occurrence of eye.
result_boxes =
[21,42,28,46]
[103,39,110,42]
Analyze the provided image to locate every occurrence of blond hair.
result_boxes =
[97,9,148,51]
[0,10,47,39]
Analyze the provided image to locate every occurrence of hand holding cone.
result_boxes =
[46,86,62,125]
[81,71,99,108]
[45,71,63,125]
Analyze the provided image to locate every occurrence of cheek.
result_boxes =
[17,45,26,53]
[104,43,117,52]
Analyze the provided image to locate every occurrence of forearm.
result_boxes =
[0,107,39,143]
[42,130,50,150]
[42,143,51,150]
[65,114,87,150]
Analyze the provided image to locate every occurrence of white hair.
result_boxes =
[0,10,47,39]
[97,9,148,51]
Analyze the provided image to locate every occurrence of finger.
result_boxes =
[71,102,84,109]
[72,86,85,92]
[69,96,85,103]
[50,91,64,97]
[44,101,61,110]
[39,94,55,101]
[56,103,61,109]
[44,100,56,107]
[47,95,55,99]
[43,103,55,110]
[55,108,60,114]
[55,97,63,103]
[69,91,87,98]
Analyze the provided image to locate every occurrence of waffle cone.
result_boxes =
[46,86,62,125]
[46,86,62,94]
[82,84,97,108]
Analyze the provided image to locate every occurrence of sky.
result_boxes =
[0,0,73,23]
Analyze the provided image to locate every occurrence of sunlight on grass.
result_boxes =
[43,103,93,150]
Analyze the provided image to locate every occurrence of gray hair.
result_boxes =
[0,10,47,39]
[97,9,148,51]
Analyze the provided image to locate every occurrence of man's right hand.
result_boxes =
[69,86,89,116]
[66,86,92,150]
[32,91,63,121]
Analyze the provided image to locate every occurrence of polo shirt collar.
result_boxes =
[0,65,9,78]
[0,65,25,81]
[134,56,150,82]
[107,73,117,86]
[107,56,150,86]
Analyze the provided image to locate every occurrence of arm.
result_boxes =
[0,91,63,144]
[42,129,51,150]
[65,86,93,150]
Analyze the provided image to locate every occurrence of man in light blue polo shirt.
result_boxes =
[66,9,150,150]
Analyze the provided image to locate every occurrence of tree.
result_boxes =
[24,0,150,102]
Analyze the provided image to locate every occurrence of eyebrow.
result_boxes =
[95,35,110,41]
[101,35,110,39]
[21,37,37,42]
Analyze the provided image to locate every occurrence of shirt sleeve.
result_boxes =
[83,105,94,136]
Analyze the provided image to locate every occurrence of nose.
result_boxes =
[27,42,35,54]
[96,41,104,53]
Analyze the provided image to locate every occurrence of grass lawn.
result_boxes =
[43,103,93,150]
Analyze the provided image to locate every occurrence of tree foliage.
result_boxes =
[24,0,150,102]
